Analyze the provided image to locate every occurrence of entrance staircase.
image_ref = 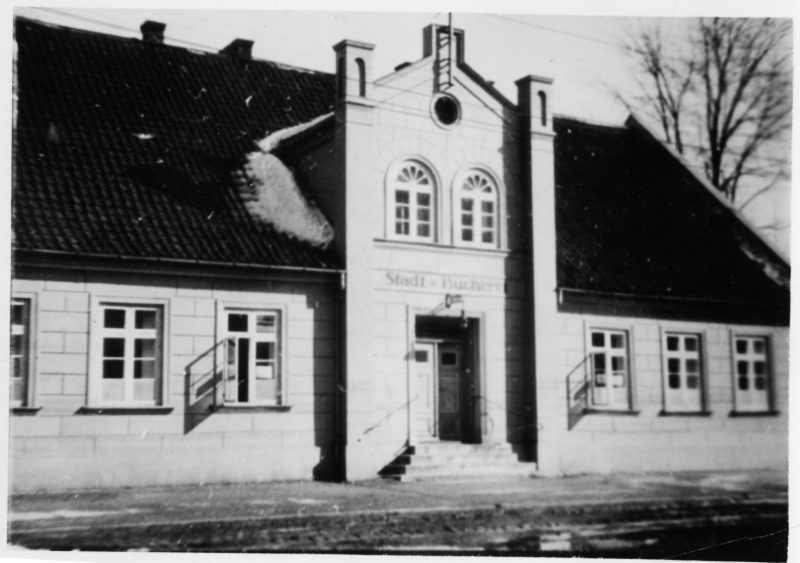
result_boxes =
[378,441,537,482]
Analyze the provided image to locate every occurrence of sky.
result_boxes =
[10,2,796,257]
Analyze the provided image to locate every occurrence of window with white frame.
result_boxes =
[457,170,498,247]
[732,335,771,412]
[91,303,164,406]
[588,328,631,409]
[663,332,704,412]
[223,309,283,405]
[391,160,435,242]
[10,298,32,408]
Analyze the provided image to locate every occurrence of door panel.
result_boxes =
[438,343,461,440]
[414,342,436,438]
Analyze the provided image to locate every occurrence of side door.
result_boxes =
[414,341,436,438]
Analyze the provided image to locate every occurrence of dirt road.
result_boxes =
[9,470,789,559]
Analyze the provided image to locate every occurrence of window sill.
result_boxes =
[212,404,292,413]
[659,410,713,417]
[583,408,641,416]
[375,238,510,256]
[11,406,42,416]
[78,406,174,415]
[729,410,780,418]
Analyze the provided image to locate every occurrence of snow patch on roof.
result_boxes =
[241,149,333,247]
[256,113,333,153]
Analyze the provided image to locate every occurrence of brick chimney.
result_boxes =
[140,20,166,44]
[220,39,254,60]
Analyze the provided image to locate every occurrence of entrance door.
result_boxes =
[414,342,436,438]
[437,343,462,440]
[414,340,463,440]
[414,314,480,444]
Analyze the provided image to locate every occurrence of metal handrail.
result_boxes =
[184,337,233,412]
[566,353,592,430]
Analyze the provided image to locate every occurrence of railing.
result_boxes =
[184,338,231,431]
[566,354,592,430]
[361,394,420,439]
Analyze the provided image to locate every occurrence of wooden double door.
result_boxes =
[414,335,478,442]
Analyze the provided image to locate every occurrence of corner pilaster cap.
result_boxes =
[333,39,375,52]
[515,74,554,86]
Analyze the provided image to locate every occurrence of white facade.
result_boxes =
[9,22,790,490]
[11,267,341,490]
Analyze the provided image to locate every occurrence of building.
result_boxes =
[10,16,790,490]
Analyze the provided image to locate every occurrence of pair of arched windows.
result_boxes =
[389,160,500,248]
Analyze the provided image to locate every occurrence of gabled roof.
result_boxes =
[554,116,789,319]
[13,17,339,270]
[13,18,789,316]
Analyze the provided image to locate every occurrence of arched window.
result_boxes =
[458,169,499,247]
[355,58,366,97]
[537,90,548,127]
[391,160,436,242]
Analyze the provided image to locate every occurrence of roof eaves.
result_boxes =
[374,55,433,84]
[625,113,791,267]
[15,248,343,274]
[456,62,517,111]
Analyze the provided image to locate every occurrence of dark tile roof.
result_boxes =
[554,116,789,308]
[13,18,788,310]
[13,17,339,270]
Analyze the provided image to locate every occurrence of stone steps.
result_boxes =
[379,441,537,482]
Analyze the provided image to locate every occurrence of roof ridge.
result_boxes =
[553,114,626,131]
[14,15,334,78]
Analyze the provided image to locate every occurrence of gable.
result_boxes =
[373,37,515,134]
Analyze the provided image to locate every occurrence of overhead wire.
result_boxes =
[488,14,623,50]
[20,8,660,130]
[29,7,436,77]
[26,8,518,118]
[31,7,221,52]
[22,9,790,167]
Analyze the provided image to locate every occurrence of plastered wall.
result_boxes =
[10,269,340,491]
[537,311,789,475]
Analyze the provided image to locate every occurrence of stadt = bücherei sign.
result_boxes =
[376,269,505,296]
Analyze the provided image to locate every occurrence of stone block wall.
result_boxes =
[10,268,340,491]
[537,311,789,475]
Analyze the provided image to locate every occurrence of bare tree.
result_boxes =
[624,18,792,205]
[627,25,694,154]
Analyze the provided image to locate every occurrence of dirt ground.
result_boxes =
[8,470,790,559]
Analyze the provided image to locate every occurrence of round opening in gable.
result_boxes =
[432,94,461,127]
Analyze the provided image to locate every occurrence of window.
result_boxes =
[440,350,459,367]
[457,170,498,248]
[90,303,164,406]
[537,91,548,127]
[355,57,366,97]
[223,309,283,406]
[432,93,461,127]
[390,161,436,242]
[588,329,631,409]
[732,335,771,412]
[663,332,704,412]
[10,298,32,408]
